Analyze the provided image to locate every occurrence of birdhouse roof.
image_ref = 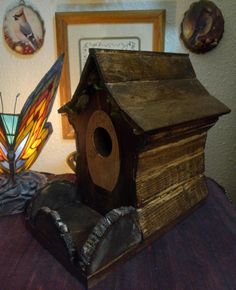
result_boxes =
[74,49,230,133]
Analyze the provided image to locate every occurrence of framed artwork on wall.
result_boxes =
[56,10,165,139]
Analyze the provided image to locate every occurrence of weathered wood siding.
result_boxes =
[136,133,207,206]
[137,175,208,238]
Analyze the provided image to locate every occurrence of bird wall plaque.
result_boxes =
[180,0,224,53]
[3,0,45,55]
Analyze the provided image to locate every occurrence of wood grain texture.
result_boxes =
[107,79,230,132]
[55,14,73,138]
[138,175,208,238]
[85,110,120,192]
[95,49,195,83]
[71,89,140,215]
[136,153,205,206]
[136,133,206,205]
[137,133,206,175]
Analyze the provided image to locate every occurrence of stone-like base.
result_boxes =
[0,171,47,217]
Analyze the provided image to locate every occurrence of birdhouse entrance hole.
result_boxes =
[93,127,112,157]
[86,110,120,192]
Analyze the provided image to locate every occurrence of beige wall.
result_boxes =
[0,0,235,200]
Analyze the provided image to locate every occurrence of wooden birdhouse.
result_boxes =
[26,49,230,288]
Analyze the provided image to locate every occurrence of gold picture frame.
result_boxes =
[56,10,165,139]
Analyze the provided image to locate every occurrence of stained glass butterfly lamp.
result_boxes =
[0,55,64,216]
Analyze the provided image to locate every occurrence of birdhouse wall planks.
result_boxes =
[26,49,230,288]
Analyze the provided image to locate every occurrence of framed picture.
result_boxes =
[56,10,165,138]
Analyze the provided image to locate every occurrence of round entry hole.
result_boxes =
[94,127,112,157]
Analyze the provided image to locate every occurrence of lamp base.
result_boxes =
[0,171,47,217]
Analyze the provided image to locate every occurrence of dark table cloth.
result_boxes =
[0,178,235,290]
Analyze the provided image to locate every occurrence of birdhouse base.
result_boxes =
[26,176,207,289]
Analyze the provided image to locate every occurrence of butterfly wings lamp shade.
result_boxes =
[0,55,64,216]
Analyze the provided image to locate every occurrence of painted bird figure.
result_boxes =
[13,8,38,50]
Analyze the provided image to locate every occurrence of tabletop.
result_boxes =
[0,178,235,290]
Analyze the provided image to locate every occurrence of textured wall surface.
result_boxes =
[0,0,235,200]
[177,0,236,203]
